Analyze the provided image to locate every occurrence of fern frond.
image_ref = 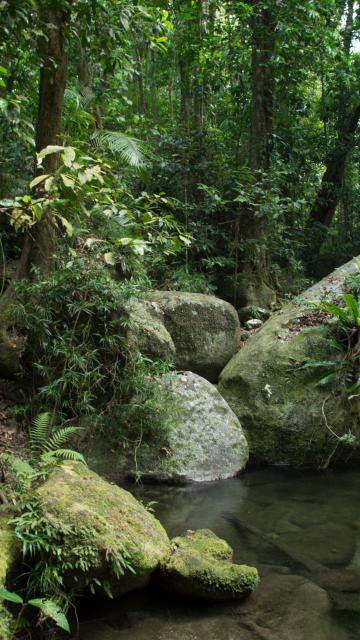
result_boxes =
[30,413,51,453]
[45,426,77,452]
[90,130,148,167]
[41,449,86,464]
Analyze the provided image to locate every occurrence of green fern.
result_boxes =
[41,449,85,464]
[29,413,85,467]
[30,412,51,454]
[45,426,78,452]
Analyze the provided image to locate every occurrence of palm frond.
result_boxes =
[90,130,149,167]
[45,426,77,452]
[30,412,51,453]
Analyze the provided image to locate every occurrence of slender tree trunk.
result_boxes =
[29,0,69,275]
[307,104,360,233]
[179,57,191,135]
[193,0,206,132]
[135,48,146,116]
[237,0,276,317]
[307,0,358,259]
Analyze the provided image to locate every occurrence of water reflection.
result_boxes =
[75,469,360,640]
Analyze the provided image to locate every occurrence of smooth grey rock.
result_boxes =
[245,318,263,330]
[148,291,241,382]
[134,371,249,483]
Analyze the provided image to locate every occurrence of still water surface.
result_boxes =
[76,469,360,640]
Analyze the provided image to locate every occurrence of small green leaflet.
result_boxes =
[58,216,74,237]
[28,598,70,633]
[37,145,64,161]
[0,587,23,604]
[30,174,50,190]
[62,146,76,168]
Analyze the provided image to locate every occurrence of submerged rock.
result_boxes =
[158,529,259,600]
[219,256,360,467]
[133,371,249,483]
[37,462,170,595]
[236,574,347,640]
[142,291,241,382]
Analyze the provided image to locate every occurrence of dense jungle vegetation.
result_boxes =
[1,0,360,422]
[1,0,360,637]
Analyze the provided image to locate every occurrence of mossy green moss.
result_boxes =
[0,511,18,640]
[37,461,170,595]
[219,295,360,467]
[159,529,259,600]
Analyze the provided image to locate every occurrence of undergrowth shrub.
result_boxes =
[10,252,173,451]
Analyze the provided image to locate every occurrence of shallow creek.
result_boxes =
[75,469,360,640]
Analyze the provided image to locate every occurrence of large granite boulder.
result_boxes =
[218,257,360,467]
[133,371,249,483]
[37,462,170,595]
[125,299,176,362]
[128,291,241,382]
[158,529,259,600]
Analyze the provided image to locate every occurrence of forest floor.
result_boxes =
[0,380,27,457]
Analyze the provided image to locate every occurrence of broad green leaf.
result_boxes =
[62,146,76,168]
[37,145,64,160]
[28,598,70,633]
[58,216,73,237]
[0,587,23,604]
[343,294,360,325]
[30,174,50,190]
[298,360,337,370]
[317,302,349,324]
[316,372,337,386]
[61,174,75,188]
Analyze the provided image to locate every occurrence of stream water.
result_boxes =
[75,469,360,640]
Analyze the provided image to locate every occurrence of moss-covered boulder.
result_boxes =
[37,462,170,595]
[218,257,360,467]
[126,299,176,362]
[145,291,241,382]
[133,371,249,483]
[158,529,259,600]
[0,512,18,640]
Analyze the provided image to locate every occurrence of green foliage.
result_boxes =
[317,294,360,328]
[161,265,216,294]
[90,130,149,167]
[11,253,173,450]
[0,587,70,635]
[299,294,360,393]
[29,412,85,466]
[10,495,133,599]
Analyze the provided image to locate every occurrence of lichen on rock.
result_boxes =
[158,529,259,600]
[132,371,249,482]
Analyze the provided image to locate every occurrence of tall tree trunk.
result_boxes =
[29,0,69,275]
[193,0,206,132]
[0,1,69,374]
[307,0,358,260]
[237,0,276,317]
